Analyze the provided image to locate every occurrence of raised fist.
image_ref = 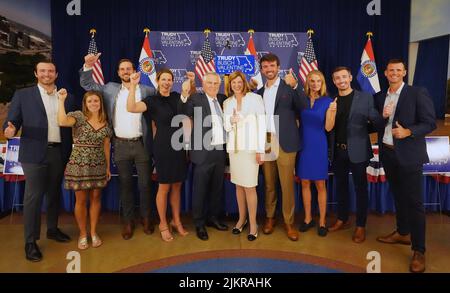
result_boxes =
[57,88,68,101]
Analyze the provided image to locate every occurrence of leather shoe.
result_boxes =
[47,228,71,243]
[262,217,276,234]
[376,230,411,245]
[206,219,228,231]
[25,242,42,262]
[121,221,135,240]
[196,226,209,241]
[142,218,154,235]
[409,251,426,273]
[285,224,299,241]
[328,219,351,232]
[352,227,366,243]
[299,220,315,232]
[232,219,248,234]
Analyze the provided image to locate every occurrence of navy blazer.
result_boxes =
[329,90,384,164]
[257,79,307,153]
[374,85,436,166]
[3,86,77,164]
[182,93,227,165]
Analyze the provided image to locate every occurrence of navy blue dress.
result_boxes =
[296,96,332,180]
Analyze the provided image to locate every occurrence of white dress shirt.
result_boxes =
[37,84,61,143]
[114,85,143,138]
[263,77,280,134]
[223,92,267,153]
[383,82,405,146]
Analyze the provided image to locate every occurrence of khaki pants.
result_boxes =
[262,134,296,224]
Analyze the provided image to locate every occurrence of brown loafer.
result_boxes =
[142,218,154,235]
[328,219,351,232]
[352,227,366,243]
[409,251,425,273]
[285,224,299,241]
[121,221,135,240]
[376,230,411,245]
[263,217,276,235]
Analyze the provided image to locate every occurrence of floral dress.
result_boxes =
[64,111,112,190]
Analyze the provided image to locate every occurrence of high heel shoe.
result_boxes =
[170,220,189,236]
[247,226,258,241]
[232,219,248,235]
[159,224,174,242]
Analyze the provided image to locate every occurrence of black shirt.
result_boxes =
[335,90,354,144]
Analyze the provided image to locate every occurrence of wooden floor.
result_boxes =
[1,211,449,273]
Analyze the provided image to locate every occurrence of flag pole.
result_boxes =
[204,29,211,38]
[366,32,373,40]
[89,28,96,38]
[143,28,150,37]
[307,29,314,38]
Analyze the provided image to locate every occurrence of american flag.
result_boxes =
[195,37,215,81]
[298,36,318,84]
[88,36,105,85]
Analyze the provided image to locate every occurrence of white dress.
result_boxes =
[223,92,266,187]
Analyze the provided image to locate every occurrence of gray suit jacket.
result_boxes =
[329,90,384,164]
[79,68,156,155]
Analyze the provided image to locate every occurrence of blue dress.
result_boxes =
[296,96,332,180]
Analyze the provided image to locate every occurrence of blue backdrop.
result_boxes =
[50,0,411,99]
[129,31,307,92]
[414,35,449,119]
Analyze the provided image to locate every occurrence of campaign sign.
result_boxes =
[423,136,450,173]
[215,55,255,75]
[4,137,24,175]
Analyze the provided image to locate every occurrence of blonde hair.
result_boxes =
[304,70,327,98]
[82,91,107,123]
[227,71,250,97]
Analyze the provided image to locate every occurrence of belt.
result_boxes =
[336,143,347,150]
[383,143,394,150]
[115,136,142,142]
[47,142,61,148]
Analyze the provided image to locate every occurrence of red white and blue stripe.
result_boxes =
[357,39,380,94]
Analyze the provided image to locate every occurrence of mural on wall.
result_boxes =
[0,0,51,103]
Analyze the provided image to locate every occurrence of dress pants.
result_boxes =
[192,149,225,227]
[114,139,152,222]
[21,145,64,244]
[381,147,426,253]
[262,135,296,225]
[333,148,369,227]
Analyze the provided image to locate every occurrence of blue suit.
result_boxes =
[3,85,77,244]
[374,84,436,254]
[3,86,76,164]
[374,85,436,165]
